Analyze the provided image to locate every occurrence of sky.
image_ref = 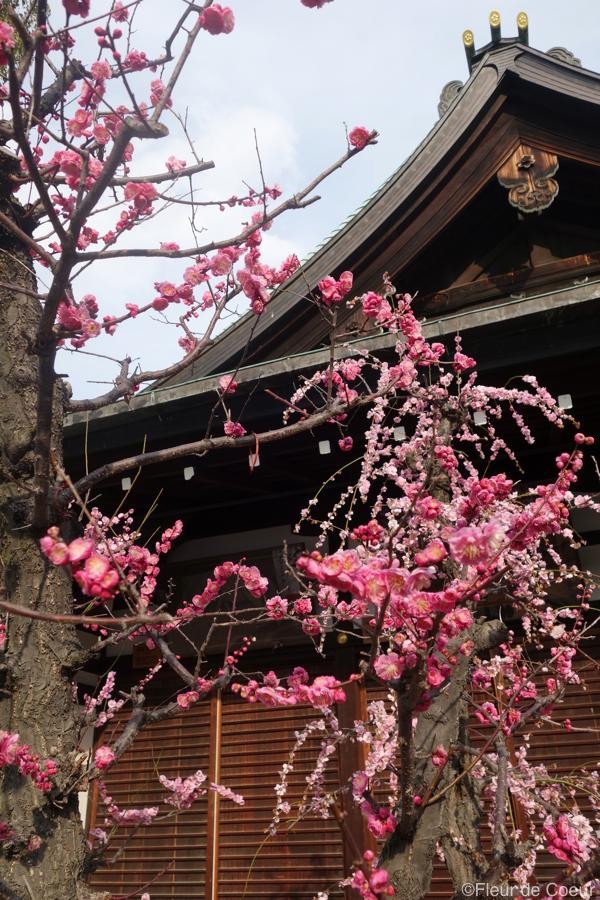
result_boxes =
[51,0,600,399]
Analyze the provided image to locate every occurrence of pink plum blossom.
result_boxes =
[0,23,15,67]
[543,814,590,865]
[200,4,235,34]
[224,420,246,438]
[124,182,158,211]
[219,375,238,394]
[266,596,288,619]
[317,271,353,306]
[166,155,186,173]
[431,745,449,767]
[373,652,404,682]
[349,126,372,150]
[94,746,116,770]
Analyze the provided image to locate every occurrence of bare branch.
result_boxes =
[0,596,172,628]
[62,388,386,506]
[74,133,378,262]
[30,0,48,120]
[8,60,68,243]
[492,735,509,861]
[67,288,236,412]
[109,159,215,186]
[149,7,203,123]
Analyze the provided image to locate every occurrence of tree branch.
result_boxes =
[62,389,383,507]
[74,133,378,262]
[492,735,508,861]
[67,287,236,412]
[0,596,172,628]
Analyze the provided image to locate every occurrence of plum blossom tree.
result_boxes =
[0,2,599,900]
[0,1,382,896]
[258,286,600,899]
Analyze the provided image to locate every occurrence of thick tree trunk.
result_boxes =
[379,620,506,900]
[0,224,101,898]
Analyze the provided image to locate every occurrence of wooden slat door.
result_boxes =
[522,654,600,882]
[88,700,211,899]
[217,698,345,899]
[86,651,599,897]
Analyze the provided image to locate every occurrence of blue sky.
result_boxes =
[53,1,600,397]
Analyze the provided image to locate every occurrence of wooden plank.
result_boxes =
[205,691,222,900]
[217,695,345,899]
[88,697,211,898]
[423,251,600,315]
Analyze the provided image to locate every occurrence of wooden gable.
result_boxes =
[157,40,600,388]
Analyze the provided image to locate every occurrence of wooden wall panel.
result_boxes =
[521,655,600,883]
[88,702,211,899]
[86,650,599,897]
[217,698,345,899]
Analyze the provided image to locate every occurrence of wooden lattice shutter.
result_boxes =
[88,700,211,899]
[87,648,599,898]
[521,651,600,882]
[216,697,345,899]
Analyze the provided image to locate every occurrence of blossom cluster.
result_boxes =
[159,768,244,810]
[345,851,395,898]
[317,270,353,307]
[543,814,592,866]
[170,561,267,627]
[0,22,15,66]
[231,667,348,710]
[40,516,183,607]
[0,731,57,794]
[98,782,158,827]
[281,291,600,886]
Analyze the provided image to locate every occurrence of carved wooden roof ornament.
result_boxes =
[546,47,582,67]
[437,80,463,118]
[496,144,559,214]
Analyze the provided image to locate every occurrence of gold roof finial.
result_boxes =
[489,10,501,43]
[517,11,529,45]
[463,28,475,69]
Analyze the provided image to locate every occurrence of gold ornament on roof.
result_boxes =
[463,29,474,47]
[489,11,501,27]
[517,11,528,28]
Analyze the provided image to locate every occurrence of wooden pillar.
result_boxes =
[205,690,222,900]
[335,644,377,898]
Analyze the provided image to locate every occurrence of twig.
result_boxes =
[0,596,172,628]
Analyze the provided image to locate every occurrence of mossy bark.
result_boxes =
[0,218,103,898]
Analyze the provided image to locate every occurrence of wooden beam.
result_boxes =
[423,251,600,315]
[205,691,222,900]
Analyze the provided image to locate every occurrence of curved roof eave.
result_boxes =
[160,41,600,383]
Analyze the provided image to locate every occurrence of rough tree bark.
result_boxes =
[379,620,507,900]
[0,188,103,898]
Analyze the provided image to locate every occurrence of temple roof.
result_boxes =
[153,35,600,386]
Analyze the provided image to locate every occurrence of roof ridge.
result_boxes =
[156,41,598,388]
